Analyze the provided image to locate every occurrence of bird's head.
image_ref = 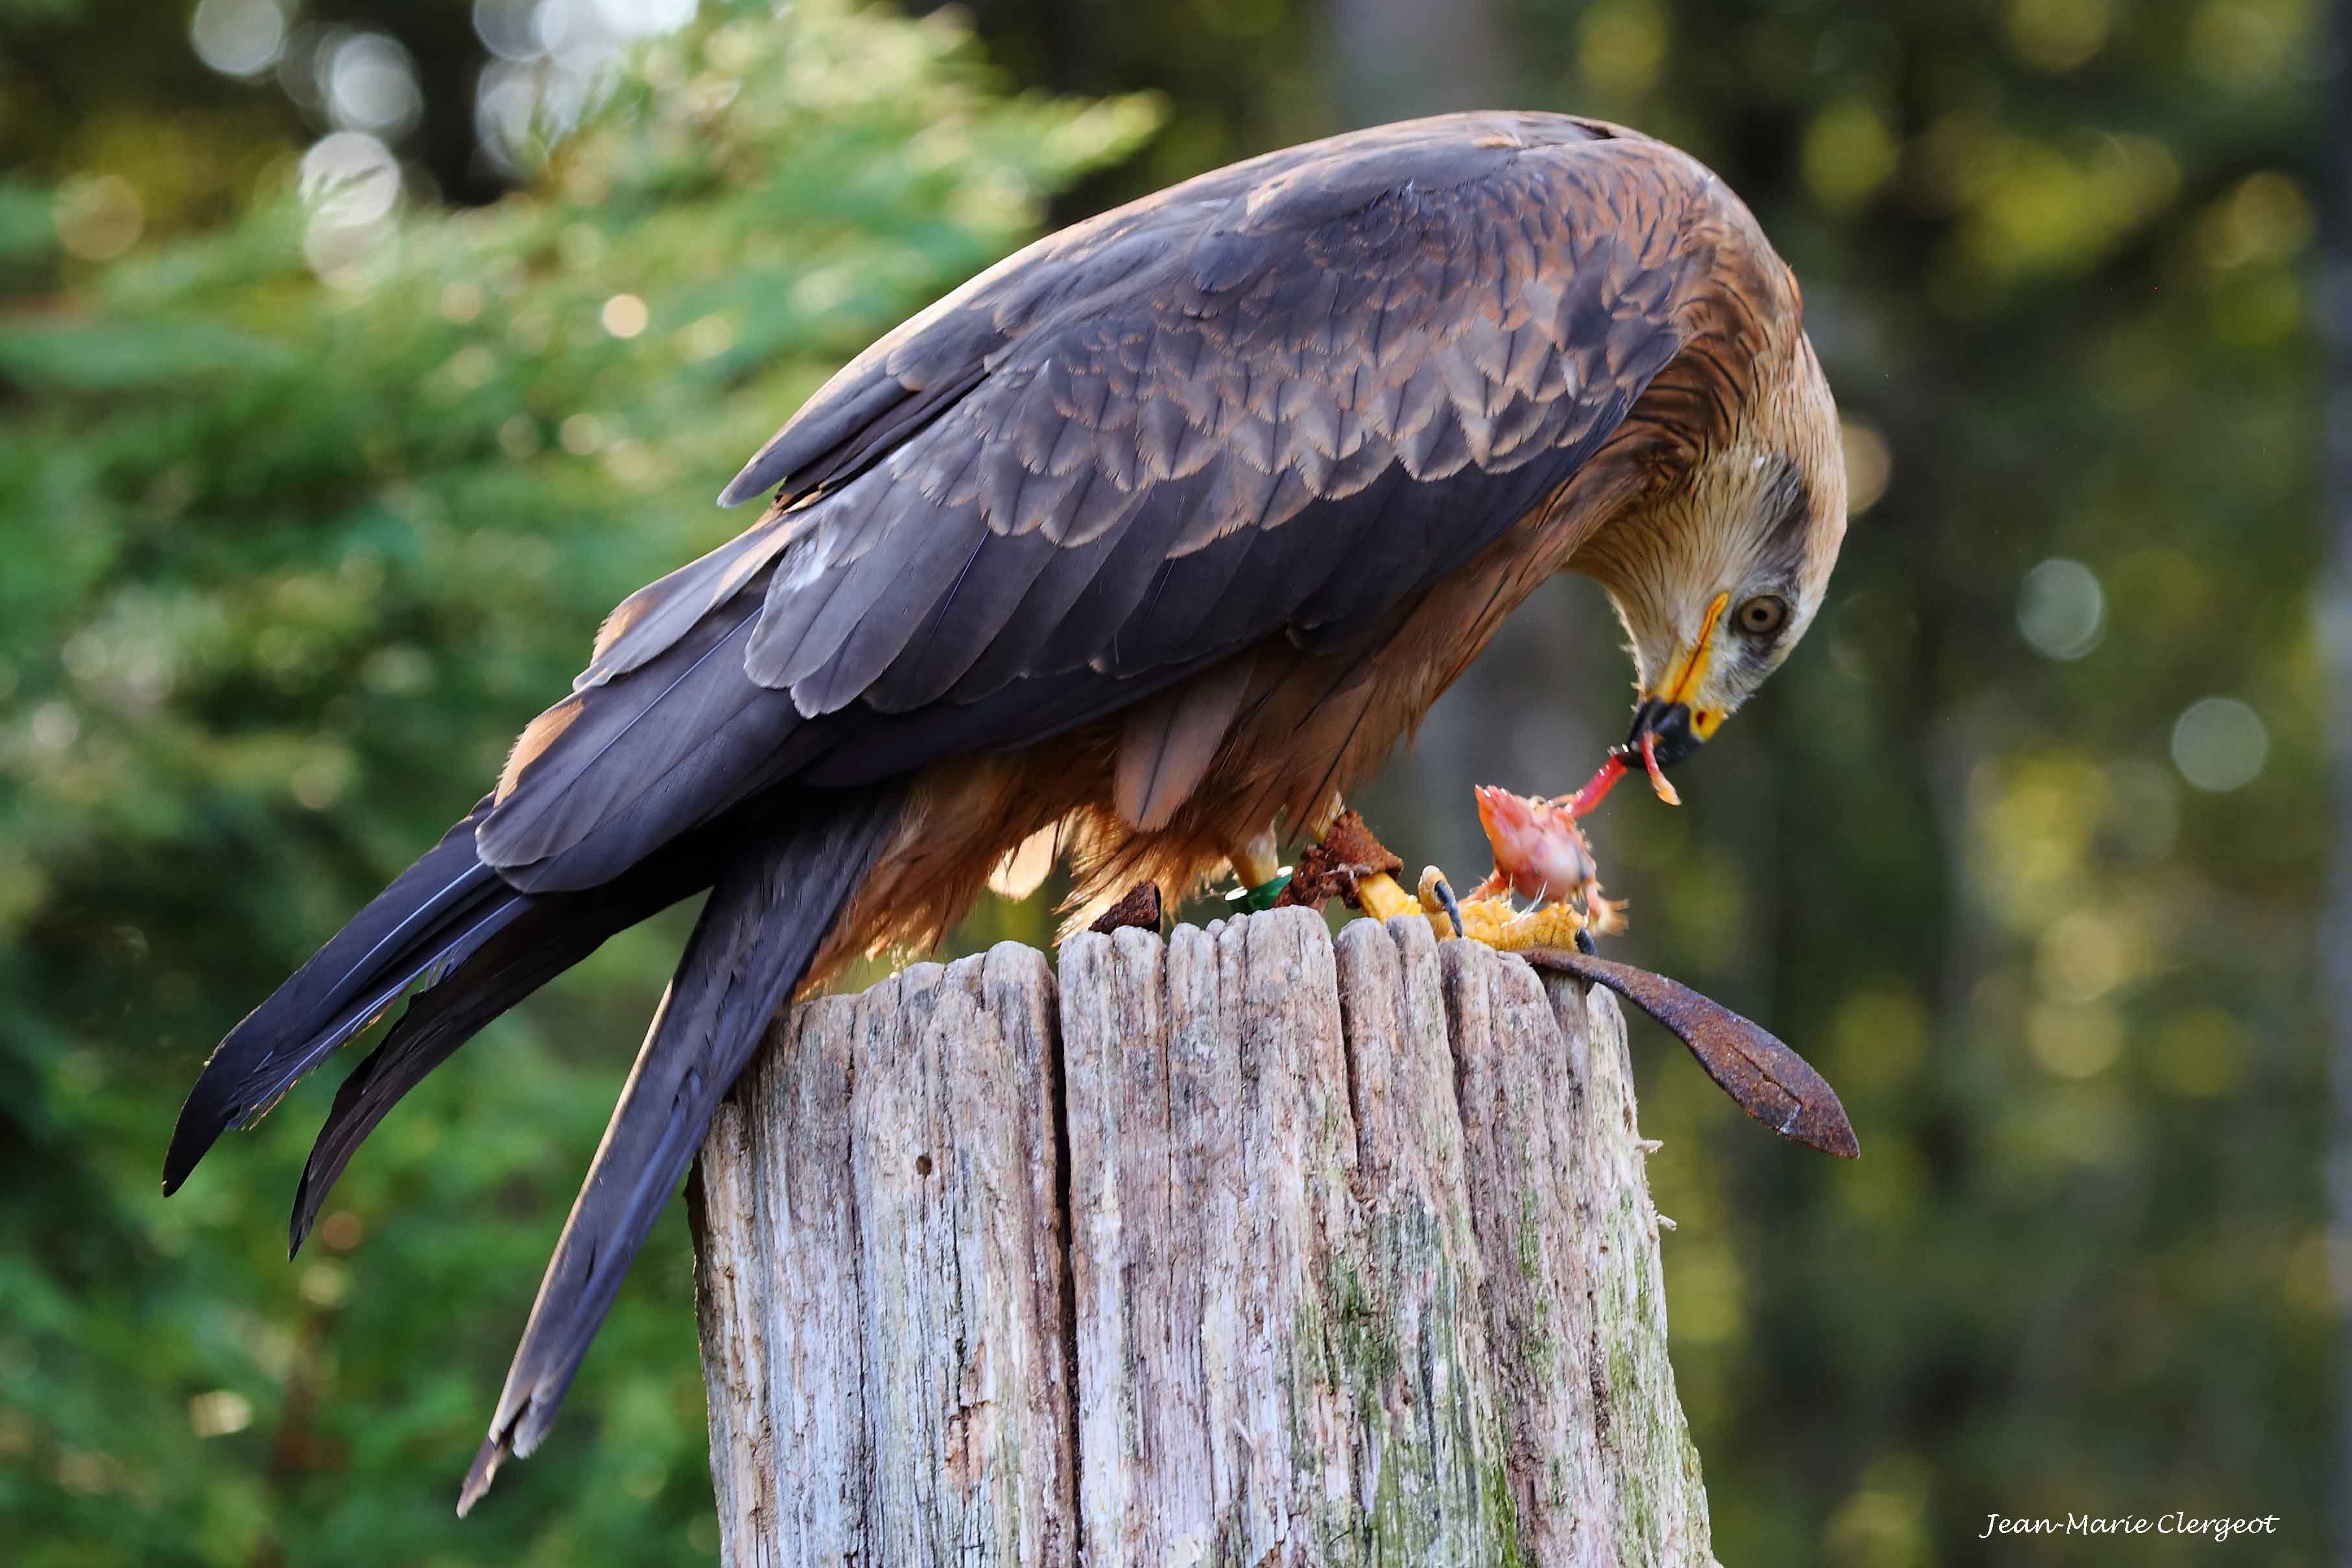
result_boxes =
[1576,333,1846,784]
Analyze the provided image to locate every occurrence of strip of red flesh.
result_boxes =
[1561,754,1627,817]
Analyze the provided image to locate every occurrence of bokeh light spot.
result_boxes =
[2003,0,2111,73]
[298,132,401,287]
[1840,421,1892,514]
[2190,2,2284,90]
[2026,1002,2123,1078]
[30,701,80,752]
[299,1261,348,1307]
[1576,0,1669,95]
[439,281,484,323]
[2036,909,2138,1003]
[445,344,497,389]
[54,176,144,262]
[473,0,543,62]
[1825,1455,1932,1565]
[497,414,543,460]
[188,1390,253,1438]
[2016,558,2105,659]
[2170,696,2267,792]
[682,311,737,361]
[1801,101,1898,211]
[601,292,649,338]
[325,32,423,141]
[298,131,401,226]
[2198,171,2314,270]
[592,0,698,36]
[470,0,696,173]
[190,0,288,78]
[560,412,609,454]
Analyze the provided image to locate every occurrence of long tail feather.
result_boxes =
[287,820,733,1258]
[455,783,905,1515]
[164,800,515,1194]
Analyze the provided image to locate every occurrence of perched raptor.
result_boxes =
[163,112,1847,1508]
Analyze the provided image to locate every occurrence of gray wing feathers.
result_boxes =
[575,513,796,691]
[484,114,1713,885]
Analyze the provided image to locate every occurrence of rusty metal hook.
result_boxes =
[1525,948,1859,1159]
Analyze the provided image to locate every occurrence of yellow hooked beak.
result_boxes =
[1580,591,1735,815]
[1635,590,1730,748]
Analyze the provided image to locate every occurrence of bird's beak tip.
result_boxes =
[1618,697,1707,771]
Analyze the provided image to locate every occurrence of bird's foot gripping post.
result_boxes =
[1413,867,1625,952]
[1275,802,1626,955]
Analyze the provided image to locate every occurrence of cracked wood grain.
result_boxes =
[694,909,1715,1567]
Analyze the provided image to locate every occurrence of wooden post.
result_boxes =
[691,907,1716,1567]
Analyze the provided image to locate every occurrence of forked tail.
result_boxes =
[457,783,903,1512]
[163,784,905,1514]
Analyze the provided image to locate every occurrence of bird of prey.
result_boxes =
[164,110,1847,1509]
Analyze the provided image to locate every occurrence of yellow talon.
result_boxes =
[1490,900,1595,951]
[1336,827,1627,953]
[1418,866,1623,952]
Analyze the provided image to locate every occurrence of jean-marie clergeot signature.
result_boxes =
[1980,1514,2280,1541]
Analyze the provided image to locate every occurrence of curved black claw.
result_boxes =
[1429,875,1465,940]
[1574,927,1598,956]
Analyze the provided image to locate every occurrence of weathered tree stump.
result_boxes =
[691,906,1715,1567]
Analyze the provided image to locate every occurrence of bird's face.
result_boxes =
[1581,342,1847,774]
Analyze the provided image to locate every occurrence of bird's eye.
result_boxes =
[1734,595,1790,638]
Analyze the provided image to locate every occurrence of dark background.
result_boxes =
[1,0,2335,1562]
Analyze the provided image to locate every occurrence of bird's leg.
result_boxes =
[1221,827,1290,910]
[1354,869,1434,926]
[1283,805,1440,930]
[1275,803,1461,938]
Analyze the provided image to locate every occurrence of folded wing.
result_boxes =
[481,114,1731,894]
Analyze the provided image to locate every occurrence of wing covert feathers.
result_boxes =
[488,113,1753,885]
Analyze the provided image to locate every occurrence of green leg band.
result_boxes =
[1241,870,1292,911]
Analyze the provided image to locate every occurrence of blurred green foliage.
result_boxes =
[0,3,1151,1561]
[1,0,2332,1564]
